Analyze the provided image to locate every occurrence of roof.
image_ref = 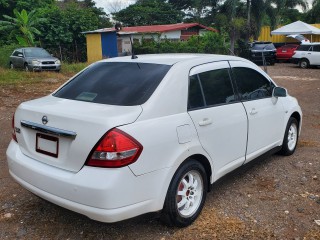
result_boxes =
[271,21,320,35]
[83,23,217,34]
[101,53,245,65]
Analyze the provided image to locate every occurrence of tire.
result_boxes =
[299,59,309,69]
[269,60,275,66]
[9,62,14,69]
[161,160,208,227]
[24,63,29,72]
[279,117,299,156]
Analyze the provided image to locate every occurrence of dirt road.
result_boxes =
[0,63,319,239]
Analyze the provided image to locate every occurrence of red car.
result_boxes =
[276,44,299,62]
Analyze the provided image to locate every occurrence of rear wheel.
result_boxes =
[9,62,14,69]
[161,160,207,227]
[299,59,309,69]
[279,117,299,156]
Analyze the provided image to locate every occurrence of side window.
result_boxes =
[198,68,236,106]
[13,51,20,57]
[188,68,236,110]
[232,67,273,101]
[188,75,205,109]
[313,45,320,52]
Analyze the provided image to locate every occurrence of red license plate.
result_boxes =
[36,133,59,158]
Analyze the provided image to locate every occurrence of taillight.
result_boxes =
[86,128,143,168]
[12,113,18,142]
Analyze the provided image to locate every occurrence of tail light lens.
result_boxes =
[86,128,143,168]
[12,113,18,142]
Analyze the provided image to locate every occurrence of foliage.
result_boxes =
[0,0,112,62]
[0,9,43,46]
[306,0,320,23]
[0,44,20,68]
[113,0,184,26]
[133,32,229,55]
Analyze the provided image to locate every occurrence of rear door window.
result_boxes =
[188,66,237,110]
[297,45,311,51]
[54,62,171,106]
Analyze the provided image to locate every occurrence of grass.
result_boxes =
[0,62,89,86]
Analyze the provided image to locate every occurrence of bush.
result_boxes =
[134,32,229,55]
[0,44,21,68]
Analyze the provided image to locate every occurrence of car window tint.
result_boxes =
[188,75,205,109]
[198,68,236,106]
[232,67,273,101]
[13,51,22,56]
[313,45,320,52]
[297,45,311,51]
[54,62,171,106]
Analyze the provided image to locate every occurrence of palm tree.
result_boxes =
[306,0,320,23]
[266,0,308,28]
[0,9,43,46]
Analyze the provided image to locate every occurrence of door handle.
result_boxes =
[250,108,258,115]
[198,118,212,126]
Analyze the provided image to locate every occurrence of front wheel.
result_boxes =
[279,117,299,156]
[161,160,207,227]
[24,63,29,72]
[9,62,14,69]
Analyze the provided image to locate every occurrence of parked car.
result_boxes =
[9,47,61,72]
[291,42,320,68]
[249,41,277,65]
[276,44,299,62]
[7,54,302,227]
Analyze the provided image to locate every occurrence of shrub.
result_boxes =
[0,44,21,68]
[134,32,229,55]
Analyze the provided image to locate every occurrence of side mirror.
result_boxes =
[273,86,287,97]
[18,53,23,57]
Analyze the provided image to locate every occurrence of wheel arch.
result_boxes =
[187,154,212,191]
[290,111,302,134]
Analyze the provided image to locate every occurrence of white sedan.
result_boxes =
[7,54,302,227]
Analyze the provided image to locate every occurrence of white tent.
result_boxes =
[271,21,320,39]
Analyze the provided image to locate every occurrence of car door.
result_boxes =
[15,49,24,68]
[229,61,285,163]
[308,45,320,65]
[187,61,248,180]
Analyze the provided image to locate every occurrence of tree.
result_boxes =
[306,0,320,23]
[113,0,184,26]
[0,9,43,46]
[266,0,308,28]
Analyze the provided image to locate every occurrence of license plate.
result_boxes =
[36,133,59,158]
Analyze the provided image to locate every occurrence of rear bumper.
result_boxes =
[6,140,171,222]
[250,55,276,63]
[291,58,300,64]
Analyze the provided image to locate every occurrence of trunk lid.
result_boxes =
[14,95,142,172]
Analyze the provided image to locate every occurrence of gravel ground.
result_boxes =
[0,63,319,239]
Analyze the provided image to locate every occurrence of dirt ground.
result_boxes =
[0,63,319,239]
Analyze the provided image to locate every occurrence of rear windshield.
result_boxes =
[297,45,311,51]
[54,62,171,106]
[252,44,275,50]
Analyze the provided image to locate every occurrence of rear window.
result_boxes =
[54,62,171,106]
[297,45,311,51]
[252,44,275,51]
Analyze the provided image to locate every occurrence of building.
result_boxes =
[83,23,217,62]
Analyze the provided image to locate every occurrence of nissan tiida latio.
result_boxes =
[7,54,302,227]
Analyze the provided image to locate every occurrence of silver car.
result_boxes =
[9,47,61,72]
